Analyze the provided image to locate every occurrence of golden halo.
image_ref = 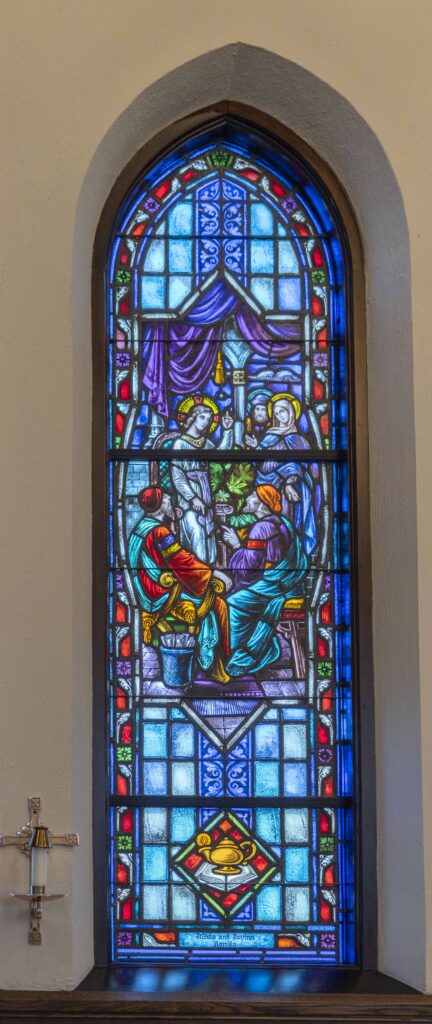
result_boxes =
[268,392,301,421]
[177,394,220,433]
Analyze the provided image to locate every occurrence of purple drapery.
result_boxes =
[143,279,301,417]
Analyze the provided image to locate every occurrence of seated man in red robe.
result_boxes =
[128,486,230,684]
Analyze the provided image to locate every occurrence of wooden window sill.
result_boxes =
[1,969,432,1022]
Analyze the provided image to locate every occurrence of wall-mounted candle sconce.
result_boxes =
[0,797,79,944]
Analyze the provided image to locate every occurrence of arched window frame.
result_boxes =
[92,103,375,970]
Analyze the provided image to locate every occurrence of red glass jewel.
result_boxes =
[117,863,128,884]
[185,853,202,870]
[121,898,132,921]
[322,688,332,712]
[320,900,332,923]
[154,180,171,199]
[120,636,131,657]
[321,602,331,624]
[320,414,329,435]
[116,688,126,710]
[120,722,132,744]
[318,723,329,744]
[117,774,128,796]
[317,639,328,658]
[116,601,127,623]
[122,810,132,833]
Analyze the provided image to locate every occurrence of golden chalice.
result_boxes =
[196,832,257,875]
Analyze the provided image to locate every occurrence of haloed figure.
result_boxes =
[245,393,319,557]
[171,396,233,564]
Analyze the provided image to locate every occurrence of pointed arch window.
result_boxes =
[100,118,358,966]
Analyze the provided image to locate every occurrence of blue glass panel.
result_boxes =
[256,808,281,844]
[168,202,193,235]
[143,761,167,795]
[141,275,165,309]
[284,763,307,797]
[250,239,274,273]
[178,931,275,949]
[285,886,310,921]
[256,885,282,921]
[143,844,168,882]
[143,807,167,842]
[142,705,167,720]
[278,277,301,310]
[282,708,307,721]
[250,201,273,235]
[284,808,309,842]
[142,884,167,919]
[251,276,273,308]
[339,688,353,741]
[340,743,353,797]
[172,885,196,920]
[169,275,192,308]
[169,239,192,273]
[172,723,195,758]
[143,723,167,758]
[143,239,165,273]
[254,760,279,796]
[283,724,307,759]
[285,847,310,883]
[278,240,299,273]
[171,807,195,842]
[255,723,279,758]
[172,762,195,795]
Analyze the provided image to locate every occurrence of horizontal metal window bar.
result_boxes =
[110,795,353,809]
[108,448,348,463]
[109,570,351,581]
[113,232,343,243]
[112,311,340,321]
[109,695,351,707]
[106,337,348,346]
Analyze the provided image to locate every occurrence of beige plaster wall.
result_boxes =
[1,0,431,992]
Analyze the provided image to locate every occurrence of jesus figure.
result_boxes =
[170,397,233,564]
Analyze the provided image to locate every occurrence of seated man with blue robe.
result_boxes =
[128,487,230,684]
[222,485,308,677]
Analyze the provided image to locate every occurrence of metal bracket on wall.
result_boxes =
[0,797,79,944]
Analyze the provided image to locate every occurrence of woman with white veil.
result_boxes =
[245,394,319,556]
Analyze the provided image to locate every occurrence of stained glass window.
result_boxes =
[105,121,355,966]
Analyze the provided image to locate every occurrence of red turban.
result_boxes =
[256,484,282,514]
[138,487,163,513]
